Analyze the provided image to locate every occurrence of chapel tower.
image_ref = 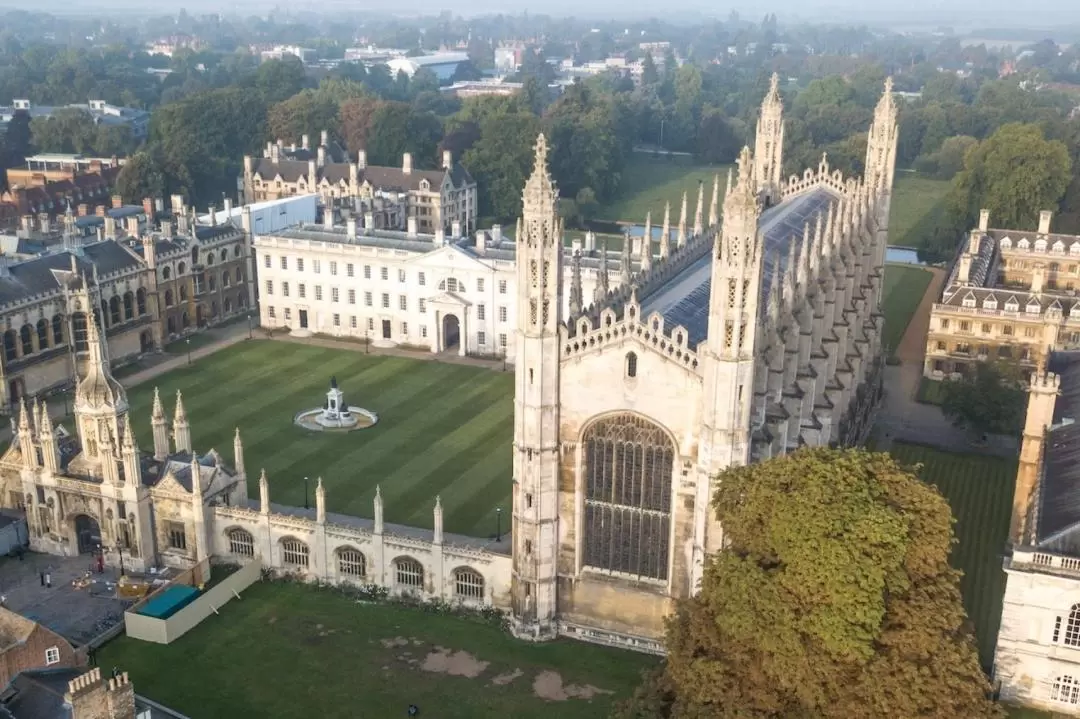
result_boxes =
[754,73,785,206]
[864,77,900,198]
[510,134,563,640]
[693,147,764,583]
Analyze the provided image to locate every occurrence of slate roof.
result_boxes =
[251,158,474,192]
[1036,353,1080,543]
[0,667,81,719]
[638,186,840,348]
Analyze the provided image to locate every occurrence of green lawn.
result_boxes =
[595,155,729,225]
[126,341,514,537]
[887,442,1016,670]
[889,173,951,250]
[881,264,934,354]
[98,581,655,719]
[917,377,947,405]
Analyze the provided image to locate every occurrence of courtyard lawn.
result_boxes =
[887,442,1016,670]
[881,263,934,354]
[125,341,514,538]
[889,173,951,251]
[595,155,729,225]
[917,377,946,405]
[97,581,655,719]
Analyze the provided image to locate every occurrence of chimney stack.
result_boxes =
[125,215,139,238]
[443,149,453,169]
[142,197,154,221]
[968,229,981,255]
[364,212,375,230]
[321,129,329,147]
[402,153,412,175]
[161,220,173,238]
[224,197,234,218]
[104,216,117,240]
[95,205,106,217]
[323,208,334,230]
[77,203,88,217]
[111,194,122,209]
[1039,210,1054,236]
[302,134,310,150]
[492,224,502,245]
[357,150,367,169]
[317,146,326,168]
[451,220,461,238]
[476,230,487,254]
[979,208,990,232]
[347,218,357,239]
[38,213,50,233]
[407,215,417,237]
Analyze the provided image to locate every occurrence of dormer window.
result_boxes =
[983,297,998,310]
[1018,239,1030,250]
[1054,241,1066,254]
[1036,239,1048,252]
[1005,299,1019,312]
[1027,301,1041,315]
[962,295,976,308]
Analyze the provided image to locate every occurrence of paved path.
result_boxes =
[874,267,1018,458]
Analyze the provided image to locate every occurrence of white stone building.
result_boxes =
[994,351,1080,714]
[506,75,897,650]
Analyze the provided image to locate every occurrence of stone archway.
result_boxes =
[442,313,460,352]
[140,330,154,354]
[73,514,101,554]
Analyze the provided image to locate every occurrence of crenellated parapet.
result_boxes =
[560,300,701,374]
[782,154,848,202]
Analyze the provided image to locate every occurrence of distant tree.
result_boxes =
[641,53,659,86]
[915,135,977,180]
[339,97,383,153]
[941,361,1026,437]
[365,102,442,168]
[255,56,308,103]
[575,187,598,224]
[614,448,1002,719]
[410,68,440,96]
[461,111,542,221]
[3,109,32,163]
[696,108,740,164]
[267,89,342,145]
[520,75,546,115]
[438,120,481,158]
[115,150,166,204]
[451,59,484,84]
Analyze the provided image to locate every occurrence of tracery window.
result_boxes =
[626,352,638,378]
[1052,675,1080,704]
[582,414,673,581]
[394,557,424,589]
[338,548,366,578]
[453,568,484,601]
[1064,604,1080,646]
[228,528,254,557]
[281,538,309,568]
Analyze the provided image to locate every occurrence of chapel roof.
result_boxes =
[1034,352,1080,543]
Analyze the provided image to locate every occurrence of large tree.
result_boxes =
[940,361,1026,438]
[615,448,1001,719]
[461,111,542,221]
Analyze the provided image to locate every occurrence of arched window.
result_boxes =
[235,267,243,284]
[179,285,188,302]
[36,319,49,350]
[165,290,174,307]
[222,271,231,287]
[71,313,88,352]
[394,557,424,590]
[337,548,366,578]
[162,266,171,280]
[123,292,134,320]
[228,528,254,557]
[109,296,121,325]
[209,274,216,292]
[453,567,484,601]
[1052,676,1080,704]
[19,325,32,356]
[3,330,17,362]
[181,311,190,329]
[136,288,147,316]
[438,278,461,292]
[206,252,215,266]
[220,249,228,262]
[51,315,63,345]
[234,245,242,257]
[625,352,638,378]
[281,538,309,568]
[582,414,673,581]
[178,261,186,275]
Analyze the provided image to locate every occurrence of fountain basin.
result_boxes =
[294,406,379,432]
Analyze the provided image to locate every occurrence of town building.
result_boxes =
[0,101,150,140]
[0,665,172,718]
[242,139,477,236]
[442,80,523,98]
[994,350,1080,715]
[0,607,79,689]
[385,52,469,81]
[6,154,124,190]
[1,177,124,231]
[257,46,315,63]
[924,210,1080,380]
[507,74,897,649]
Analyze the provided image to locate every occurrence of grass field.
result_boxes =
[881,264,934,354]
[887,442,1016,670]
[917,377,947,405]
[126,341,514,538]
[889,173,951,251]
[595,155,729,225]
[97,581,655,719]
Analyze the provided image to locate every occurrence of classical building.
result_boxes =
[994,351,1080,715]
[242,138,477,235]
[925,210,1080,380]
[507,74,897,649]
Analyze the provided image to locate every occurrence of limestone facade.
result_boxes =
[926,210,1080,380]
[509,75,898,650]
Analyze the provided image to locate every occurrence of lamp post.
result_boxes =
[61,387,69,416]
[115,541,125,577]
[304,476,310,510]
[659,117,665,149]
[501,348,506,372]
[185,338,191,366]
[495,507,502,542]
[364,330,369,354]
[247,313,253,340]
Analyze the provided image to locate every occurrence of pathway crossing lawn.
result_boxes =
[881,264,933,354]
[595,155,730,225]
[126,341,514,538]
[97,582,656,719]
[888,442,1016,670]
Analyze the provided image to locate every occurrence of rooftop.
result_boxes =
[1035,352,1080,544]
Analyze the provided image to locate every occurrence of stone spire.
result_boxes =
[754,72,785,205]
[639,229,652,274]
[99,424,120,485]
[433,496,443,545]
[767,252,782,325]
[693,181,705,237]
[374,485,384,534]
[643,211,652,259]
[151,387,169,460]
[173,391,191,453]
[797,222,812,294]
[315,477,326,524]
[782,237,797,306]
[121,412,140,486]
[569,249,583,317]
[594,238,610,304]
[865,77,899,196]
[233,428,245,477]
[17,398,35,468]
[621,230,633,286]
[677,191,688,247]
[74,302,126,415]
[39,401,60,473]
[708,173,720,228]
[259,469,270,514]
[661,201,671,256]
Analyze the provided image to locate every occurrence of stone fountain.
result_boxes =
[294,377,378,432]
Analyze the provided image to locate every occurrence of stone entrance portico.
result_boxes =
[429,292,470,356]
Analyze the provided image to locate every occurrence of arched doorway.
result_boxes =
[73,514,102,554]
[7,378,23,408]
[442,314,460,352]
[140,330,154,353]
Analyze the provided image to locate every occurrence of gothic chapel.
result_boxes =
[510,75,899,649]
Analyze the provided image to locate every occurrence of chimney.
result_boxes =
[302,134,310,150]
[957,255,972,285]
[161,220,173,238]
[208,204,216,226]
[224,197,233,218]
[434,225,445,246]
[584,230,596,252]
[289,142,297,153]
[308,160,317,189]
[364,212,375,230]
[244,155,253,179]
[451,220,461,238]
[492,224,502,245]
[96,205,106,217]
[476,230,487,254]
[1039,210,1053,236]
[317,146,326,168]
[171,194,185,216]
[64,667,135,719]
[77,203,88,217]
[968,229,981,255]
[407,215,417,237]
[347,218,357,239]
[142,197,154,221]
[155,197,164,213]
[357,150,367,169]
[241,206,253,235]
[20,215,32,234]
[443,149,453,169]
[38,213,50,233]
[1032,264,1045,294]
[979,208,990,232]
[349,162,358,186]
[321,129,329,147]
[271,143,280,162]
[111,194,122,209]
[572,238,583,254]
[323,208,334,230]
[402,153,412,175]
[125,215,139,238]
[104,216,117,239]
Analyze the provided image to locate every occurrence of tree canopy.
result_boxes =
[940,361,1027,438]
[615,448,1000,719]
